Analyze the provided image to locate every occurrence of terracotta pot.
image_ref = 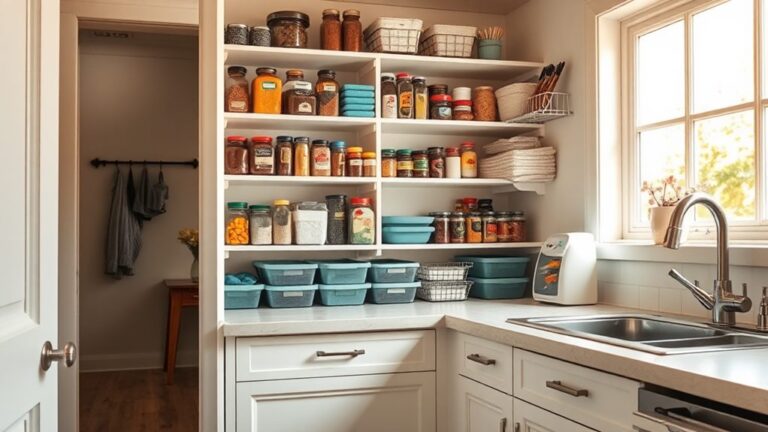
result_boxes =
[650,206,682,245]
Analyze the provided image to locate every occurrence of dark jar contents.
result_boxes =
[249,136,274,175]
[396,73,414,119]
[362,152,377,177]
[428,84,448,115]
[316,69,340,116]
[396,149,414,177]
[450,212,467,243]
[510,212,527,242]
[330,141,346,177]
[275,136,293,176]
[431,212,450,244]
[249,26,271,47]
[482,211,498,243]
[225,24,249,45]
[453,100,474,121]
[412,150,428,178]
[284,70,316,115]
[225,66,250,113]
[293,136,310,176]
[342,9,362,52]
[325,194,348,244]
[320,9,342,51]
[311,140,331,176]
[430,94,453,120]
[381,73,398,119]
[428,147,445,178]
[225,135,249,174]
[381,149,397,177]
[282,69,304,113]
[346,146,363,177]
[268,11,309,48]
[478,199,494,212]
[496,212,513,242]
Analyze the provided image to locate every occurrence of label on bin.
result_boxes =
[387,289,406,294]
[282,270,305,276]
[283,292,303,298]
[386,268,406,274]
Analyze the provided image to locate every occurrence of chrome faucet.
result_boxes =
[662,192,751,327]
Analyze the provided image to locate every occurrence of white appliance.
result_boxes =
[532,232,597,305]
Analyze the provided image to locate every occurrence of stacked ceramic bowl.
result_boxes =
[382,216,435,244]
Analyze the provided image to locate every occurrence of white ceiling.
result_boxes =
[336,0,530,15]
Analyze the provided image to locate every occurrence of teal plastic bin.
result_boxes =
[455,256,530,278]
[264,284,318,308]
[224,284,264,309]
[368,282,420,304]
[253,261,318,286]
[468,277,529,299]
[310,260,372,285]
[368,259,420,283]
[319,283,370,306]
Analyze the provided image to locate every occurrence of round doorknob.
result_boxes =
[40,341,77,371]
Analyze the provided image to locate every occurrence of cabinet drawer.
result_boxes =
[453,332,514,394]
[236,330,435,381]
[514,398,595,432]
[514,349,639,432]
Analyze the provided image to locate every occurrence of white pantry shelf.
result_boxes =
[224,113,376,131]
[224,175,377,188]
[224,245,379,253]
[225,45,377,71]
[380,177,547,194]
[378,53,543,81]
[380,242,543,251]
[380,118,543,137]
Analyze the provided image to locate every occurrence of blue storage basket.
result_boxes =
[468,277,529,299]
[224,284,264,309]
[455,256,530,278]
[319,283,370,306]
[368,259,420,283]
[253,261,318,286]
[264,284,318,308]
[309,259,372,285]
[368,281,420,304]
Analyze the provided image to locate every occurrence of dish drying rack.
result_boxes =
[509,92,572,124]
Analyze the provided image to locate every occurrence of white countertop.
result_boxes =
[224,299,768,415]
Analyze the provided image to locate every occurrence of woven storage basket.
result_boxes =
[418,25,477,58]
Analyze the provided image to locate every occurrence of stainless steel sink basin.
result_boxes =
[507,314,768,355]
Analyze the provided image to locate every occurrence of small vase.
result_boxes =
[650,206,677,245]
[190,257,199,283]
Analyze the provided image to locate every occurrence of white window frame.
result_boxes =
[621,0,768,241]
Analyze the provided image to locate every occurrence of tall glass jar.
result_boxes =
[331,141,347,177]
[283,70,315,115]
[396,149,413,177]
[432,212,450,244]
[320,9,342,50]
[225,66,249,113]
[225,135,249,175]
[249,205,272,245]
[396,73,414,119]
[325,194,348,244]
[412,76,428,120]
[428,147,444,178]
[272,200,292,245]
[267,11,309,48]
[346,146,363,177]
[450,212,467,243]
[249,136,274,175]
[282,69,304,113]
[311,139,331,176]
[496,211,513,242]
[381,73,397,119]
[275,136,293,176]
[381,149,397,177]
[349,197,375,244]
[316,69,340,116]
[342,9,362,52]
[510,211,526,242]
[252,67,282,114]
[412,150,428,178]
[362,151,377,177]
[473,86,498,121]
[482,211,498,243]
[293,136,310,176]
[460,141,478,178]
[445,147,461,179]
[225,202,249,245]
[466,212,482,243]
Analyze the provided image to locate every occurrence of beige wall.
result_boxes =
[78,31,199,371]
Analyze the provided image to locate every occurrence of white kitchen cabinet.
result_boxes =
[451,375,514,432]
[513,398,595,432]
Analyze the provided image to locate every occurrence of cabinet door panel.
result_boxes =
[513,399,594,432]
[453,376,513,432]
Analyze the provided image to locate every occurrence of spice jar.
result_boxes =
[430,94,453,120]
[249,136,274,175]
[428,84,448,114]
[445,147,461,179]
[460,141,478,178]
[396,73,414,119]
[346,146,363,177]
[453,100,474,121]
[450,212,467,243]
[225,135,249,175]
[311,140,331,176]
[452,86,471,102]
[325,195,348,244]
[482,211,498,243]
[478,199,494,212]
[362,152,377,177]
[412,76,428,120]
[431,212,450,244]
[272,200,292,245]
[330,141,346,177]
[462,197,478,213]
[226,202,250,245]
[381,73,397,119]
[252,67,282,114]
[381,149,397,177]
[249,26,271,47]
[473,86,498,122]
[282,69,303,111]
[276,136,293,175]
[342,9,362,52]
[496,212,512,242]
[267,11,309,48]
[465,212,482,243]
[225,24,249,45]
[293,136,310,176]
[510,211,526,242]
[428,147,444,178]
[396,149,413,177]
[249,205,272,245]
[320,9,342,51]
[225,66,250,113]
[349,197,375,244]
[412,150,428,178]
[316,69,340,116]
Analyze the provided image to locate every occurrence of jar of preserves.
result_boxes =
[293,136,310,176]
[225,24,249,45]
[225,66,249,113]
[342,9,362,52]
[346,146,363,177]
[445,147,461,179]
[272,199,292,245]
[473,86,497,121]
[226,202,250,245]
[381,73,397,119]
[362,152,377,177]
[430,94,452,120]
[381,149,397,177]
[412,76,428,120]
[267,11,309,48]
[320,9,342,50]
[460,141,478,178]
[225,135,249,175]
[249,136,274,175]
[396,149,413,177]
[311,140,331,176]
[496,212,512,242]
[462,197,478,213]
[450,212,466,243]
[276,136,293,175]
[465,212,482,243]
[316,69,340,116]
[252,67,282,114]
[396,73,414,119]
[249,205,272,245]
[330,141,346,177]
[412,150,428,178]
[510,212,526,242]
[431,212,450,244]
[482,211,498,243]
[453,100,474,121]
[349,197,375,244]
[428,147,444,178]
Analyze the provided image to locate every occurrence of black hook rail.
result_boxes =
[90,158,199,169]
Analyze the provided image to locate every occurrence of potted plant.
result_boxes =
[178,228,199,282]
[641,176,693,245]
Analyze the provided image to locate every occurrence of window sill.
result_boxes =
[597,240,768,267]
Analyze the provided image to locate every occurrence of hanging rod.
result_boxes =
[90,158,199,169]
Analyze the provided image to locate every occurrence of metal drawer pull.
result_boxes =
[467,353,496,365]
[545,380,589,397]
[316,349,366,358]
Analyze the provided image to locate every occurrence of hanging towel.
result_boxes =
[147,168,169,215]
[133,165,162,221]
[105,167,143,278]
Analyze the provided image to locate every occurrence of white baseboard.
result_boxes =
[79,349,198,372]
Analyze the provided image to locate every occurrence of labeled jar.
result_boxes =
[249,205,272,245]
[347,146,363,177]
[381,73,398,119]
[349,197,375,244]
[453,100,474,121]
[430,94,453,120]
[431,212,451,244]
[282,69,304,112]
[225,66,250,113]
[462,197,478,213]
[316,69,340,116]
[311,140,331,176]
[460,141,478,178]
[473,86,498,121]
[465,212,482,243]
[252,67,282,114]
[225,24,249,45]
[510,212,526,242]
[452,86,471,102]
[249,136,274,175]
[428,147,444,178]
[482,211,498,243]
[478,199,494,212]
[330,141,346,177]
[272,199,292,245]
[445,147,461,179]
[326,195,348,244]
[396,73,414,119]
[362,151,377,177]
[284,71,315,115]
[496,212,513,242]
[450,212,467,243]
[381,149,397,177]
[267,11,309,48]
[342,9,362,52]
[293,136,310,176]
[413,76,428,120]
[226,202,250,245]
[428,84,448,114]
[396,149,413,177]
[320,9,342,50]
[275,136,293,175]
[225,135,249,175]
[412,150,428,178]
[249,26,271,47]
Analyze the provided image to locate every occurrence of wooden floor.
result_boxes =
[80,368,198,432]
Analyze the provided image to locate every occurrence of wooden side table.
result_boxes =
[163,279,199,385]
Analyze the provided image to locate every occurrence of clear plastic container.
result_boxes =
[368,259,420,283]
[292,201,328,245]
[253,261,318,285]
[272,200,292,245]
[265,285,317,308]
[225,66,249,113]
[224,284,264,309]
[249,205,272,245]
[267,11,309,48]
[310,259,371,284]
[319,283,370,306]
[368,281,420,304]
[225,202,249,245]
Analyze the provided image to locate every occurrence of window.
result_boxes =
[625,0,767,239]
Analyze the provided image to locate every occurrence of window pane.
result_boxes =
[638,124,685,222]
[694,110,756,220]
[692,0,754,113]
[637,21,685,126]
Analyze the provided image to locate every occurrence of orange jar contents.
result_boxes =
[226,202,250,245]
[251,67,282,114]
[347,146,363,177]
[465,212,482,243]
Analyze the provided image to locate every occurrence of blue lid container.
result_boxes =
[318,283,370,306]
[224,284,264,309]
[382,216,435,226]
[368,259,420,283]
[253,261,318,286]
[455,256,530,278]
[309,259,372,285]
[468,277,529,299]
[264,285,318,308]
[382,226,435,244]
[368,281,420,304]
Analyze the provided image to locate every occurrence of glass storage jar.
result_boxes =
[226,202,250,245]
[460,141,478,178]
[267,11,309,48]
[510,211,526,242]
[293,136,310,176]
[349,197,375,244]
[252,67,282,114]
[272,200,292,245]
[430,94,452,120]
[330,141,346,177]
[249,26,271,46]
[453,100,474,121]
[325,195,348,244]
[496,211,512,242]
[381,149,397,177]
[225,66,249,113]
[450,212,467,243]
[316,69,340,116]
[428,147,444,178]
[412,150,428,178]
[346,146,363,177]
[282,69,303,112]
[225,135,249,175]
[473,86,497,121]
[342,9,362,52]
[321,9,342,50]
[275,136,293,176]
[249,205,272,245]
[396,73,414,119]
[482,211,498,243]
[282,69,315,115]
[225,24,249,45]
[431,212,450,244]
[413,76,428,120]
[362,152,377,177]
[465,212,482,243]
[396,149,413,177]
[428,84,448,114]
[445,147,461,179]
[311,140,331,176]
[381,73,397,119]
[249,136,274,175]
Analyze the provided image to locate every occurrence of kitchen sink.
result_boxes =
[507,314,768,355]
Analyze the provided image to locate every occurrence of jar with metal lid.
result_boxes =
[412,150,428,178]
[249,26,271,46]
[249,136,274,175]
[342,9,362,52]
[225,24,249,45]
[316,69,339,116]
[450,212,467,243]
[478,199,493,212]
[321,9,342,50]
[460,141,478,178]
[412,76,428,120]
[311,140,331,176]
[226,202,250,245]
[272,199,292,245]
[362,152,377,177]
[445,147,461,179]
[283,70,315,115]
[349,197,375,244]
[453,100,474,121]
[293,136,310,176]
[225,135,249,175]
[462,197,478,213]
[396,149,413,177]
[496,212,513,242]
[381,74,397,119]
[252,67,282,114]
[325,195,348,244]
[281,69,307,114]
[510,212,526,242]
[473,86,497,121]
[346,146,363,177]
[330,141,346,177]
[430,95,453,120]
[381,149,397,177]
[452,86,471,101]
[465,212,482,243]
[431,212,451,244]
[276,136,293,175]
[428,147,444,178]
[225,66,250,113]
[267,11,309,48]
[482,211,498,243]
[249,205,272,245]
[396,73,414,119]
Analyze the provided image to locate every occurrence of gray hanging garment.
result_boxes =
[133,165,158,221]
[147,167,169,215]
[105,167,143,278]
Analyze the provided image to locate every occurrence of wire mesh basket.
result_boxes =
[418,34,475,58]
[417,262,473,281]
[509,92,572,124]
[417,280,473,302]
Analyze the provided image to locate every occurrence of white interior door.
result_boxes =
[0,0,62,431]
